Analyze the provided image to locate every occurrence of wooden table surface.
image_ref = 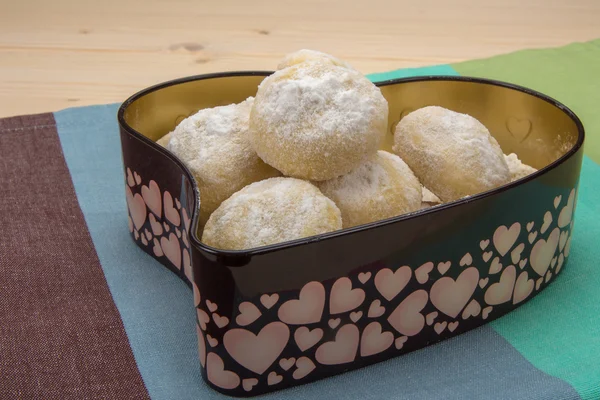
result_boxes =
[1,0,599,118]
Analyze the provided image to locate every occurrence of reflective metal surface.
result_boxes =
[122,73,581,171]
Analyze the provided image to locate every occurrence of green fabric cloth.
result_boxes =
[367,64,459,82]
[490,157,600,400]
[453,39,600,163]
[367,38,600,399]
[449,39,600,400]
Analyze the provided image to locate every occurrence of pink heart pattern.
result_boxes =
[126,167,135,187]
[278,281,325,325]
[141,180,162,218]
[425,311,438,326]
[374,266,412,301]
[328,318,341,329]
[223,322,290,374]
[207,353,239,390]
[182,208,191,232]
[448,321,459,332]
[430,267,479,318]
[279,357,295,371]
[434,321,447,334]
[350,311,363,323]
[415,262,434,284]
[367,300,385,318]
[192,282,201,307]
[207,334,218,347]
[531,228,560,277]
[558,189,575,228]
[197,309,210,331]
[267,371,283,386]
[236,302,262,326]
[461,300,481,319]
[260,293,279,309]
[126,170,193,282]
[163,190,181,226]
[485,265,517,305]
[212,313,229,328]
[387,290,428,336]
[360,322,394,357]
[126,186,146,230]
[329,277,365,314]
[315,324,359,365]
[493,223,521,256]
[293,357,316,380]
[294,327,323,351]
[206,300,218,312]
[160,233,181,270]
[126,166,574,395]
[183,249,192,281]
[358,272,372,284]
[152,238,163,257]
[513,271,534,304]
[394,336,408,350]
[242,378,258,392]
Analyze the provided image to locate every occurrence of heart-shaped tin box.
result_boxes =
[118,73,584,396]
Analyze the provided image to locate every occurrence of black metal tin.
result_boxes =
[118,73,584,396]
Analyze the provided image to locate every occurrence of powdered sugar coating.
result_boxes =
[422,186,441,204]
[202,177,342,250]
[393,106,510,202]
[250,62,388,181]
[505,153,537,181]
[316,151,422,228]
[168,98,280,226]
[277,49,355,70]
[421,186,442,209]
[156,131,173,148]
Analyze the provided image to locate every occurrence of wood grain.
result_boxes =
[1,0,599,117]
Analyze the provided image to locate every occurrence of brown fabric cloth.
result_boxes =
[0,114,149,399]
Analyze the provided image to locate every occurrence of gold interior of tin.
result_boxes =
[123,75,267,143]
[123,74,579,170]
[378,80,578,168]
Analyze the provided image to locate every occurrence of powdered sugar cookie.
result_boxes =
[277,49,355,70]
[393,106,510,202]
[316,151,422,228]
[202,177,342,250]
[421,186,442,209]
[156,131,173,148]
[250,61,388,181]
[504,153,537,181]
[168,98,280,226]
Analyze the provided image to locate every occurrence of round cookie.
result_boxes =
[277,49,355,70]
[250,61,388,181]
[168,98,280,227]
[393,106,510,202]
[504,153,537,181]
[202,177,342,250]
[316,151,422,228]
